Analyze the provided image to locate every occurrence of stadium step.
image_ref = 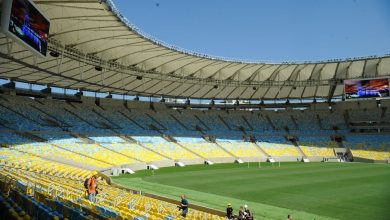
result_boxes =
[126,136,173,161]
[253,142,271,157]
[118,110,147,130]
[290,115,299,129]
[0,103,46,127]
[30,103,71,128]
[296,144,308,158]
[145,113,168,130]
[217,115,232,130]
[193,115,211,130]
[343,111,351,130]
[174,142,206,159]
[316,114,325,129]
[264,115,277,130]
[51,143,116,167]
[119,135,137,143]
[92,108,122,129]
[241,115,254,130]
[290,139,307,158]
[170,114,191,130]
[161,135,175,142]
[95,142,144,163]
[63,107,99,128]
[0,118,10,129]
[71,133,91,144]
[9,146,102,171]
[214,142,238,158]
[18,131,46,142]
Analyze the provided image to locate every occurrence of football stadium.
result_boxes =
[0,0,389,219]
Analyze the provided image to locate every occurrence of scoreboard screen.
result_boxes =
[1,0,50,57]
[344,78,389,99]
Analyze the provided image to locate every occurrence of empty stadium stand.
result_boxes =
[0,92,389,219]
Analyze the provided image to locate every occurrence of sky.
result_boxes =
[113,0,390,62]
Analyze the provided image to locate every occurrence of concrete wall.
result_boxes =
[179,158,205,165]
[121,162,148,171]
[99,97,125,108]
[208,157,235,163]
[333,100,355,110]
[357,100,377,109]
[272,156,303,162]
[80,96,95,105]
[153,102,167,110]
[307,156,325,162]
[126,100,150,109]
[148,160,175,168]
[239,156,268,162]
[310,103,329,110]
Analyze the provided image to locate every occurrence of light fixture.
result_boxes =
[49,51,60,57]
[95,66,103,71]
[75,90,83,97]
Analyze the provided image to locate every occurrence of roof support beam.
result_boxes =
[0,52,123,91]
[226,64,252,81]
[68,33,138,47]
[327,81,338,102]
[50,25,125,37]
[207,62,239,79]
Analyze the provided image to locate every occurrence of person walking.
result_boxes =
[238,206,245,220]
[86,171,98,203]
[179,194,189,218]
[226,203,234,220]
[244,204,253,220]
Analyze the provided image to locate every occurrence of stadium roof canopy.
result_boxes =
[0,0,390,100]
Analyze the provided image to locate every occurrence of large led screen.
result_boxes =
[6,0,50,56]
[344,78,389,99]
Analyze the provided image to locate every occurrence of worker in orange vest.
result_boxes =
[86,171,98,203]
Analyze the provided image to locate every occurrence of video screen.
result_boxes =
[7,0,49,56]
[345,78,389,99]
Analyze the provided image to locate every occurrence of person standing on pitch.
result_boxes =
[244,204,253,220]
[86,171,98,203]
[226,203,234,220]
[238,206,245,220]
[178,194,189,217]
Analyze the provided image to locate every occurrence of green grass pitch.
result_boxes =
[112,162,390,220]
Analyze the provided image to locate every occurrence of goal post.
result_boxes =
[246,160,264,168]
